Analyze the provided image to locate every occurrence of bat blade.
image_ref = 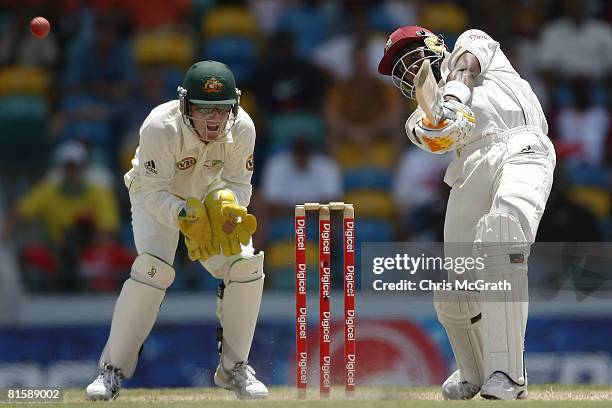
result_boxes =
[414,59,443,126]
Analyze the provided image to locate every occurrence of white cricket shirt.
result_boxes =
[124,100,255,229]
[442,29,548,140]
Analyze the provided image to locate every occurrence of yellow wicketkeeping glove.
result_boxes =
[204,189,257,256]
[232,213,257,246]
[178,198,218,261]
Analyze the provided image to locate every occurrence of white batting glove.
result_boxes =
[413,100,476,153]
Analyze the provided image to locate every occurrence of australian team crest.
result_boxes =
[203,76,224,94]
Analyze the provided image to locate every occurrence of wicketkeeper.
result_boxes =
[86,60,268,400]
[379,27,555,399]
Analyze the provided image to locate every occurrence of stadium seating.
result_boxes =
[343,189,395,219]
[265,237,320,289]
[0,66,49,97]
[57,95,113,148]
[202,6,258,38]
[133,31,194,68]
[276,5,330,57]
[354,217,394,243]
[202,36,257,83]
[0,96,49,171]
[566,165,609,188]
[343,167,393,191]
[238,89,257,120]
[419,1,467,47]
[266,216,319,242]
[335,141,397,170]
[568,186,610,220]
[266,111,325,154]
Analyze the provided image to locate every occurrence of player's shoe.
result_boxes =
[85,364,123,401]
[480,371,527,400]
[214,362,269,400]
[441,369,481,400]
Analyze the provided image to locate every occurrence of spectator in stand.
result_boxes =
[506,1,549,110]
[392,147,452,241]
[401,179,449,242]
[537,164,604,242]
[257,132,341,259]
[79,233,135,293]
[418,0,468,46]
[1,141,120,291]
[324,45,401,152]
[261,134,342,215]
[248,0,288,34]
[466,0,512,44]
[554,77,611,168]
[46,138,115,189]
[254,30,328,115]
[275,0,333,59]
[53,10,135,163]
[393,147,452,211]
[62,10,134,102]
[373,0,417,32]
[529,164,604,295]
[537,0,612,94]
[313,5,387,80]
[122,0,191,31]
[119,64,168,173]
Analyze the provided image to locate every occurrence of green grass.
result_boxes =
[4,385,612,407]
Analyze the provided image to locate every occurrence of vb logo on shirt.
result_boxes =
[177,157,197,170]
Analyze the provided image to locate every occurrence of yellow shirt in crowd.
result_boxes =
[18,180,120,244]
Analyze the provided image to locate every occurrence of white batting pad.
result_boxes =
[475,213,529,385]
[219,252,265,370]
[434,289,484,386]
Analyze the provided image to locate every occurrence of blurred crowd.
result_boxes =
[0,0,610,293]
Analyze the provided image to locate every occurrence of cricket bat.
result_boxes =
[414,59,444,126]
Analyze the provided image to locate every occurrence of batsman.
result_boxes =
[86,60,268,400]
[379,27,555,399]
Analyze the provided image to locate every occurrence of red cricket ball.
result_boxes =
[30,16,50,39]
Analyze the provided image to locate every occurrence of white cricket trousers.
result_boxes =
[438,125,555,385]
[444,126,556,245]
